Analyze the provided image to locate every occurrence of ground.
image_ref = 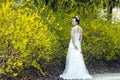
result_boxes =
[92,73,120,80]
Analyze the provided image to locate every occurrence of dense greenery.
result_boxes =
[0,0,120,79]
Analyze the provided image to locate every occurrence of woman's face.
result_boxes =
[72,18,77,26]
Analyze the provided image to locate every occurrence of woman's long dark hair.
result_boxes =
[73,16,80,24]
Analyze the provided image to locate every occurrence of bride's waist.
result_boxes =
[75,40,80,43]
[69,43,81,48]
[69,45,82,51]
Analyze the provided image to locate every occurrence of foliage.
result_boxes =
[0,0,55,77]
[0,0,120,79]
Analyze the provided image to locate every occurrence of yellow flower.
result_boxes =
[13,73,18,77]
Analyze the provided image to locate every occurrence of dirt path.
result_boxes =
[92,73,120,80]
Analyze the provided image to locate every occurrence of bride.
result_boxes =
[59,16,93,79]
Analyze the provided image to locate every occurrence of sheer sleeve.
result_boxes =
[79,28,82,43]
[71,27,76,46]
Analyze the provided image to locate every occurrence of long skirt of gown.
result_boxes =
[59,39,92,79]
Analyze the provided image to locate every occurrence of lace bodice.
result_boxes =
[71,25,82,42]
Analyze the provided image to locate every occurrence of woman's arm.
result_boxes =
[71,28,78,50]
[79,28,82,43]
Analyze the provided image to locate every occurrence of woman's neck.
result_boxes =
[73,24,78,27]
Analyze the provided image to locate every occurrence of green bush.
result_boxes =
[81,20,120,61]
[0,0,120,78]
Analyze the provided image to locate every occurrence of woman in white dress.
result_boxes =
[59,16,93,79]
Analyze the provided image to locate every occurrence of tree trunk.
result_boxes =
[107,0,116,22]
[51,0,58,12]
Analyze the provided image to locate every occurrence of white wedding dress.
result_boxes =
[60,25,92,79]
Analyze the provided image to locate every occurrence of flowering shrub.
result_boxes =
[0,0,120,79]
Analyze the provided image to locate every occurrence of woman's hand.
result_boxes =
[74,45,78,50]
[80,51,82,54]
